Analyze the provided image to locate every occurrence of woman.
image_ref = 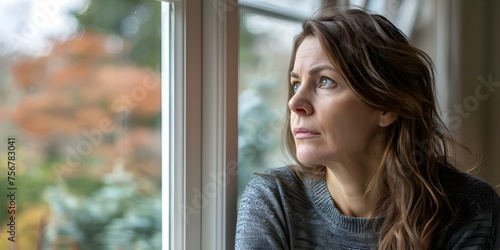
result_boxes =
[235,7,499,250]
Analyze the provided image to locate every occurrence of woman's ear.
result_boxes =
[379,111,397,127]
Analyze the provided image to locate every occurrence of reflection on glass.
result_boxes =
[238,14,301,198]
[0,0,161,249]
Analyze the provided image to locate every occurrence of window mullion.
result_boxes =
[201,0,239,249]
[167,0,203,249]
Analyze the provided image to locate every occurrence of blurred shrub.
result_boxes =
[42,168,161,250]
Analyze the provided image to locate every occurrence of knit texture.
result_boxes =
[235,167,500,249]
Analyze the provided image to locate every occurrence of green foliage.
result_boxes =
[238,86,284,193]
[239,14,259,66]
[76,0,161,69]
[43,169,161,250]
[0,160,52,224]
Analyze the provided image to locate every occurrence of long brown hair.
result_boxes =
[284,7,459,249]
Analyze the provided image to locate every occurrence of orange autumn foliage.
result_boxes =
[4,30,162,180]
[9,30,161,138]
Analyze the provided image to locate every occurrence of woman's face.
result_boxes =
[289,36,384,166]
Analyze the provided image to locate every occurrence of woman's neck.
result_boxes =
[325,158,381,218]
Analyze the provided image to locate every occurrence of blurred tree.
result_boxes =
[76,0,161,69]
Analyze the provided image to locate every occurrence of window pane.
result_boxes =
[238,14,301,198]
[0,0,162,248]
[351,0,420,36]
[243,0,322,16]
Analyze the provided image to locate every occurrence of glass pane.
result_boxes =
[246,0,322,16]
[0,0,162,248]
[357,0,419,36]
[238,13,301,198]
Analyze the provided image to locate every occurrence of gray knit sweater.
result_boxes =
[236,167,499,249]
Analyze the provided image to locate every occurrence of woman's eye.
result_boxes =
[292,82,301,93]
[319,77,337,88]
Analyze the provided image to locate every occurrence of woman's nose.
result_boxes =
[288,87,313,116]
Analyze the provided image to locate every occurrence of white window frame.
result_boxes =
[163,0,238,249]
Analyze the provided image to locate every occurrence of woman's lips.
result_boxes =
[293,128,320,139]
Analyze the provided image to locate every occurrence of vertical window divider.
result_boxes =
[165,0,238,249]
[161,2,172,249]
[202,0,239,249]
[166,0,203,249]
[184,0,203,249]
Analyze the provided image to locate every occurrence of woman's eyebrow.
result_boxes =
[290,65,337,78]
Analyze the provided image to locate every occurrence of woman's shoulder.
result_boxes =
[438,168,499,248]
[262,166,298,179]
[244,166,304,193]
[236,167,301,249]
[441,168,499,213]
[242,167,309,206]
[238,166,309,223]
[443,167,500,224]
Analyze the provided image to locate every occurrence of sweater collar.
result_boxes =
[306,176,383,235]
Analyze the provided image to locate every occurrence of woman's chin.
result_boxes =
[296,153,322,166]
[295,148,336,166]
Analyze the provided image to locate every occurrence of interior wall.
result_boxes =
[485,0,500,193]
[456,0,500,193]
[412,0,499,193]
